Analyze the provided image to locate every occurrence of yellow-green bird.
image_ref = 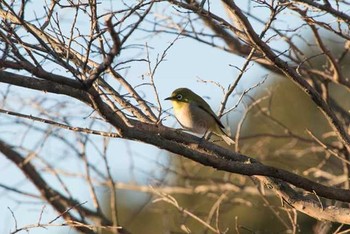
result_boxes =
[165,88,235,145]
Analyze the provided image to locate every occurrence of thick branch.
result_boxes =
[3,71,349,206]
[1,70,350,223]
[0,70,91,104]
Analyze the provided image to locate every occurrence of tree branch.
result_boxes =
[0,140,116,233]
[221,0,350,151]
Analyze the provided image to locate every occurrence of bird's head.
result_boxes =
[165,87,211,112]
[164,88,194,103]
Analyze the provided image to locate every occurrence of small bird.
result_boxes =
[165,88,235,145]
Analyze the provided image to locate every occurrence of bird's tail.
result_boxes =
[220,133,235,145]
[213,125,235,145]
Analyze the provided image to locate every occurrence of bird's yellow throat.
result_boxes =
[171,100,188,110]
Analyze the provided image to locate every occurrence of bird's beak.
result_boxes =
[164,96,174,101]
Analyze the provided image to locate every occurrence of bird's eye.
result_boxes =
[176,94,183,100]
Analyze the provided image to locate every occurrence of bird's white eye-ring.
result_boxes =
[176,94,183,100]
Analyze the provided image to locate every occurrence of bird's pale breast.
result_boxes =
[173,102,216,134]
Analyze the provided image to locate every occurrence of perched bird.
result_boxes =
[165,88,235,145]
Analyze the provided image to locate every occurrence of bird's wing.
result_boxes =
[191,92,226,129]
[197,104,225,129]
